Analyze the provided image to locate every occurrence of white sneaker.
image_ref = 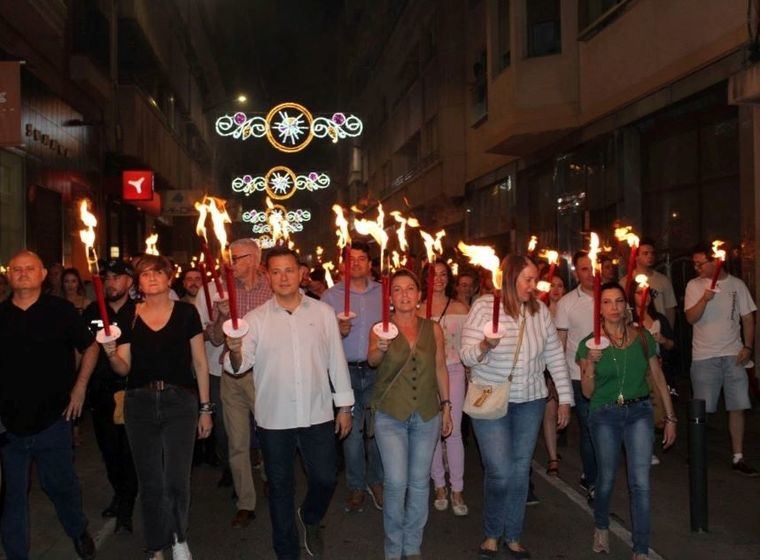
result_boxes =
[172,539,193,560]
[651,454,660,466]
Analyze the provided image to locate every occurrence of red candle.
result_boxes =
[344,244,351,316]
[224,264,238,330]
[92,274,111,336]
[198,261,214,321]
[638,286,649,323]
[709,258,724,290]
[200,240,225,298]
[593,269,601,345]
[382,274,390,332]
[491,289,501,335]
[624,244,638,298]
[425,262,435,319]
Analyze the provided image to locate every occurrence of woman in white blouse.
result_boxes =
[461,254,573,559]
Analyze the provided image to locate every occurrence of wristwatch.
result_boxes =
[199,402,216,415]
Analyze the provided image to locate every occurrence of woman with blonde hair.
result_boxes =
[100,254,212,560]
[461,255,573,559]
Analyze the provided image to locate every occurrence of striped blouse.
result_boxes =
[460,294,574,406]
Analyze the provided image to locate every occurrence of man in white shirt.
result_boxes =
[621,237,677,327]
[685,244,758,477]
[555,251,597,499]
[226,246,354,559]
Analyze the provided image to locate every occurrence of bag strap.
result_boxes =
[507,308,527,382]
[374,319,426,408]
[436,298,452,324]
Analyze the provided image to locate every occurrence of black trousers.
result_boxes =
[91,392,138,518]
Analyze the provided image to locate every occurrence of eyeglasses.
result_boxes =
[231,254,252,264]
[693,260,709,270]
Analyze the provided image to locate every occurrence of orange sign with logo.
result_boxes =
[0,62,22,147]
[122,170,154,201]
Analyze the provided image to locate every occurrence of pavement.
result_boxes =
[3,380,760,560]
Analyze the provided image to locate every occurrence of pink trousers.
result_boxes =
[430,362,466,492]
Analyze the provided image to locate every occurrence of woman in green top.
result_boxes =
[577,283,676,560]
[368,269,453,560]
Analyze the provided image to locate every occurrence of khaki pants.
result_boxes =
[221,372,257,510]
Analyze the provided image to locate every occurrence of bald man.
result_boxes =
[0,251,99,559]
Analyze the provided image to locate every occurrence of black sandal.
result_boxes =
[546,458,560,476]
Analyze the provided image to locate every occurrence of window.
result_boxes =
[493,0,511,74]
[578,0,628,38]
[470,50,488,125]
[526,0,561,57]
[468,176,515,239]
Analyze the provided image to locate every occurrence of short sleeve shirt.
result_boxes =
[0,295,95,435]
[554,287,594,381]
[684,274,757,361]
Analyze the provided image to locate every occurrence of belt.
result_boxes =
[617,396,650,407]
[136,380,197,395]
[347,360,370,368]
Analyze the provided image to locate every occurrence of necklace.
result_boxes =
[604,324,628,405]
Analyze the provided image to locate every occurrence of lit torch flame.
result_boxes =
[354,203,389,271]
[323,261,335,288]
[145,233,159,256]
[316,246,324,262]
[635,274,649,290]
[194,200,210,242]
[391,251,401,271]
[528,235,538,254]
[447,258,459,277]
[537,280,551,294]
[266,197,290,244]
[390,211,420,254]
[78,199,99,275]
[457,242,502,288]
[205,197,232,261]
[332,204,351,250]
[588,232,601,274]
[538,249,559,265]
[420,229,446,264]
[614,226,639,248]
[711,240,726,261]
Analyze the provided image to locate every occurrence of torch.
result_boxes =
[709,240,726,291]
[332,204,355,321]
[78,200,120,343]
[390,210,419,264]
[355,204,397,339]
[420,229,446,319]
[538,249,559,304]
[615,226,639,299]
[197,255,214,321]
[585,232,609,351]
[266,197,291,245]
[323,261,335,288]
[527,235,538,258]
[207,197,248,338]
[145,233,159,256]
[195,199,225,299]
[457,242,504,339]
[635,273,649,324]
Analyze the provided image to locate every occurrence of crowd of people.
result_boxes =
[0,234,756,560]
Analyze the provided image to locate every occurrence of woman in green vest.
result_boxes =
[368,269,453,560]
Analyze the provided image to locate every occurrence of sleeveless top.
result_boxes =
[372,317,439,422]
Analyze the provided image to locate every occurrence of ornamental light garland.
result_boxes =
[231,166,330,200]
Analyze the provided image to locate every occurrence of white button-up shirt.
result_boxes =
[224,294,354,430]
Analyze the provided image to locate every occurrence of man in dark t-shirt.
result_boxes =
[83,259,138,534]
[0,251,99,560]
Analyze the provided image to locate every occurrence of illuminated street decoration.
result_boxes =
[215,101,363,153]
[232,166,331,200]
[242,203,312,235]
[256,235,276,249]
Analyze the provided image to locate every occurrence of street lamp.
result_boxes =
[236,94,248,103]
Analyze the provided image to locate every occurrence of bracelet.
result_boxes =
[664,414,678,424]
[199,402,216,415]
[439,399,452,409]
[338,406,353,415]
[743,346,753,352]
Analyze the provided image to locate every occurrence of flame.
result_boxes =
[78,199,99,274]
[457,241,501,287]
[350,205,363,214]
[447,258,459,277]
[145,233,159,255]
[266,197,290,243]
[194,199,210,241]
[205,197,232,261]
[537,280,551,294]
[420,229,446,263]
[390,211,420,253]
[391,250,401,271]
[332,204,351,249]
[538,249,559,265]
[527,235,538,253]
[614,226,639,248]
[354,203,389,271]
[711,239,726,261]
[635,273,649,289]
[588,232,601,275]
[316,246,324,262]
[323,261,335,288]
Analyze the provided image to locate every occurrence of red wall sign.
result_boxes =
[122,170,154,201]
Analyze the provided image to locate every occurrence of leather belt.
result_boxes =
[136,380,197,395]
[617,396,650,407]
[347,360,370,368]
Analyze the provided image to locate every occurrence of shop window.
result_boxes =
[468,176,515,239]
[526,0,561,57]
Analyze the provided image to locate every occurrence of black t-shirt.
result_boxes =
[0,294,95,435]
[121,301,203,390]
[82,299,135,399]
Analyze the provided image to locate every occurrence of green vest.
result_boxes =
[372,317,440,422]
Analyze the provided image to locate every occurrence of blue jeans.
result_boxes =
[124,387,198,553]
[1,418,88,560]
[375,410,441,559]
[472,399,546,543]
[344,364,383,490]
[589,400,654,554]
[573,380,597,486]
[259,421,337,560]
